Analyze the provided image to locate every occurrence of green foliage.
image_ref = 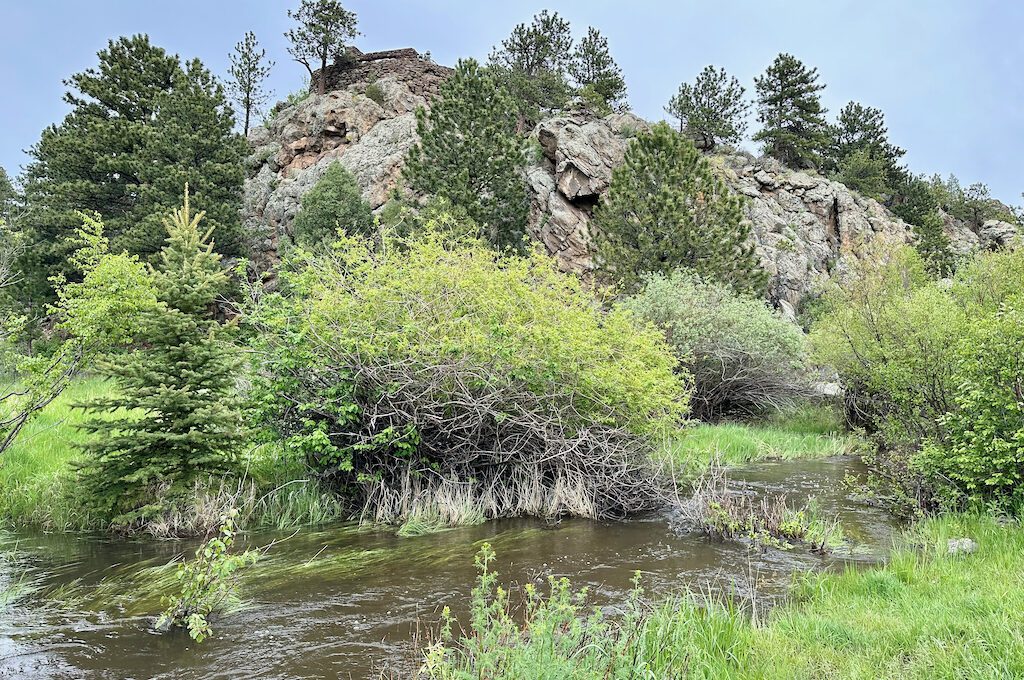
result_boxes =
[77,192,244,529]
[593,122,767,294]
[1,213,156,457]
[363,81,384,106]
[568,27,627,112]
[16,35,245,309]
[666,65,750,149]
[404,59,530,252]
[291,162,374,247]
[753,53,829,168]
[835,149,890,201]
[227,31,274,136]
[158,511,258,642]
[488,11,574,129]
[890,172,954,277]
[915,297,1024,507]
[824,102,905,187]
[285,0,359,95]
[0,167,16,224]
[812,244,1024,507]
[249,226,687,521]
[621,270,810,420]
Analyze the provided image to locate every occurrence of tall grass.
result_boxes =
[665,403,860,475]
[421,513,1024,679]
[0,378,109,531]
[0,379,347,533]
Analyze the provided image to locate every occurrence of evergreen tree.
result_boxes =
[593,122,767,294]
[665,65,750,150]
[227,31,274,136]
[890,172,953,277]
[292,162,374,247]
[825,102,905,176]
[16,35,244,309]
[403,59,530,252]
[488,10,574,131]
[753,53,829,168]
[126,60,248,258]
[835,149,889,200]
[0,168,17,224]
[78,190,243,527]
[285,0,359,96]
[569,27,627,113]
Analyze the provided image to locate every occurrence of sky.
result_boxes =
[1,0,1021,204]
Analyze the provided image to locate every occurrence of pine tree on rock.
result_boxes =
[666,65,750,150]
[753,53,829,169]
[569,27,627,113]
[227,31,274,136]
[825,102,905,179]
[78,190,243,528]
[593,122,767,294]
[285,0,359,95]
[403,59,530,252]
[488,10,574,131]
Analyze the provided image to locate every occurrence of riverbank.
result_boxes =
[0,380,850,534]
[422,512,1024,679]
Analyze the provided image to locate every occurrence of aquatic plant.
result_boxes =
[157,511,259,642]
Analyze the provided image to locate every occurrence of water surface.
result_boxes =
[0,456,896,679]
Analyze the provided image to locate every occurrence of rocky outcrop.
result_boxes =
[525,113,914,308]
[243,66,1016,305]
[243,71,435,270]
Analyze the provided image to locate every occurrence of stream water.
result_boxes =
[0,456,897,679]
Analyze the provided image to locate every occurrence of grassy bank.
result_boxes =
[0,378,345,533]
[422,513,1024,679]
[665,404,860,474]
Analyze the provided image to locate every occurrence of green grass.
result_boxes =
[424,513,1024,679]
[0,378,347,533]
[664,403,860,474]
[0,377,109,531]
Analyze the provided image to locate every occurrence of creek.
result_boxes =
[0,456,896,679]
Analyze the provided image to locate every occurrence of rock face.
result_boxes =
[525,113,914,308]
[243,64,1017,304]
[243,50,451,271]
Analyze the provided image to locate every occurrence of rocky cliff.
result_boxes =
[242,59,1016,307]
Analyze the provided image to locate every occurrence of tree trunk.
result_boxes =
[318,56,327,95]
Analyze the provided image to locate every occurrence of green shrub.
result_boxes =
[915,297,1024,507]
[291,162,374,248]
[621,269,811,420]
[158,511,258,642]
[250,225,688,524]
[363,81,385,106]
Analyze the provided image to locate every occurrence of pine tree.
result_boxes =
[0,168,17,224]
[227,31,274,136]
[890,172,953,277]
[403,59,530,252]
[16,35,244,309]
[666,65,750,150]
[292,162,374,247]
[825,102,905,175]
[569,27,627,113]
[753,53,829,168]
[488,11,574,131]
[593,122,767,294]
[77,190,243,527]
[285,0,359,96]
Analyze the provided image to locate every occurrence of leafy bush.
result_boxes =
[812,244,1024,508]
[249,225,688,525]
[158,511,258,642]
[620,269,811,420]
[291,162,374,248]
[915,298,1024,507]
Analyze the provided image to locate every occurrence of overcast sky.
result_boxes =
[2,0,1021,204]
